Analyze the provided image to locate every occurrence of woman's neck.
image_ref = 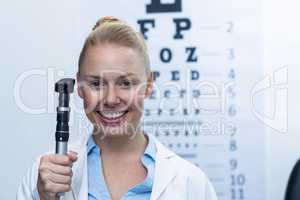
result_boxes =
[93,128,148,158]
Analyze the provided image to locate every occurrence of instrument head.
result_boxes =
[55,78,75,94]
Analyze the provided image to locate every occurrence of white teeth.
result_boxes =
[98,111,126,119]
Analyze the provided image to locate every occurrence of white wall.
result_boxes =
[0,1,84,199]
[263,0,300,199]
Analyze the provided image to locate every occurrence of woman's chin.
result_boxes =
[103,127,127,137]
[93,123,131,139]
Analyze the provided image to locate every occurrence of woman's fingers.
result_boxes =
[37,153,77,199]
[48,154,74,166]
[40,171,72,185]
[46,162,73,176]
[68,151,78,162]
[43,180,71,195]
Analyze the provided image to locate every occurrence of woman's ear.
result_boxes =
[76,72,83,99]
[145,72,153,98]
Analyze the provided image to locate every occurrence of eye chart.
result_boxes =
[80,0,265,199]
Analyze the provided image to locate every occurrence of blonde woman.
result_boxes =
[17,16,217,200]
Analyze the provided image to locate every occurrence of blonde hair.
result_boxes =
[78,16,150,75]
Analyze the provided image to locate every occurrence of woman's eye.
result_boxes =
[91,81,99,86]
[89,80,106,88]
[119,80,133,88]
[122,80,131,86]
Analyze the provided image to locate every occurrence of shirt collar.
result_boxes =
[86,133,157,160]
[87,135,98,156]
[143,133,157,161]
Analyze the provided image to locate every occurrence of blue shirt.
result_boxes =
[87,134,156,200]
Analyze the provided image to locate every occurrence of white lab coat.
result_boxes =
[17,133,218,200]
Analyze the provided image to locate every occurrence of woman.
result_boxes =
[17,16,217,200]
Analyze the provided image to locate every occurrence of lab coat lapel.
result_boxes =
[69,133,90,200]
[151,137,178,200]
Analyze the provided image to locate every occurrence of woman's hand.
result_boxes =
[37,151,78,200]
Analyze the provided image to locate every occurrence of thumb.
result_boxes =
[68,151,78,162]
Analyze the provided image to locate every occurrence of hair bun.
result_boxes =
[92,16,121,31]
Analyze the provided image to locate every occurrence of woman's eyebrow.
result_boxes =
[85,75,101,79]
[118,73,138,79]
[84,73,138,80]
[85,72,139,80]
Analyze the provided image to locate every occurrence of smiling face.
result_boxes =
[77,43,153,138]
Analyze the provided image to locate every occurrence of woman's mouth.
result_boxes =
[95,110,129,126]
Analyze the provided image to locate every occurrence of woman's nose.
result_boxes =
[104,85,120,106]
